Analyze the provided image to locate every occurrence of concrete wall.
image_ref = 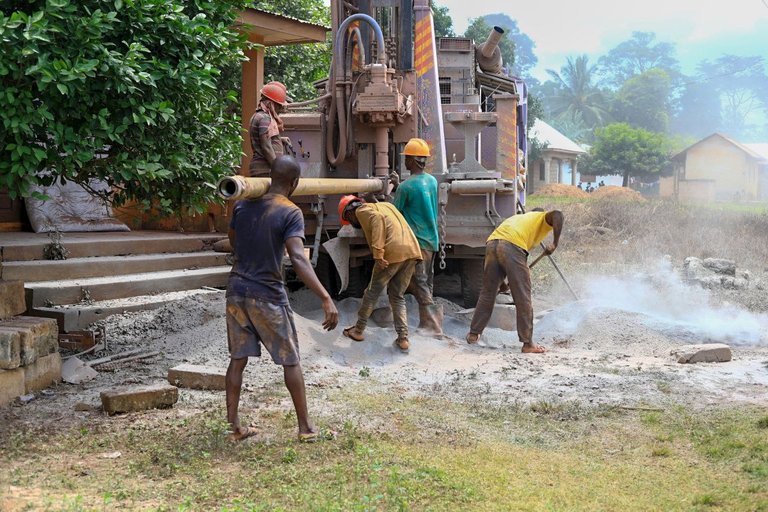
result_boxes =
[683,137,760,201]
[678,179,716,203]
[659,176,675,198]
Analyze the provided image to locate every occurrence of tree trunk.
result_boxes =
[622,171,630,187]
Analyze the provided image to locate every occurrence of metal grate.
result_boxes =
[439,77,451,104]
[438,38,472,52]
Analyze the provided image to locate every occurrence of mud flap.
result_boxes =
[322,237,350,293]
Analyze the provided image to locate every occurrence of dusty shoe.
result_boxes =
[417,304,444,338]
[395,336,410,353]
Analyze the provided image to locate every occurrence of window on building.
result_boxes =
[439,77,451,105]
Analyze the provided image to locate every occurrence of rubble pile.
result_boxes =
[683,257,762,290]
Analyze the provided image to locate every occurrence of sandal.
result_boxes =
[226,425,258,442]
[298,429,337,443]
[343,326,365,342]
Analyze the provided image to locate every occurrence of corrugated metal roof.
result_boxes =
[673,133,768,162]
[530,119,586,154]
[251,8,330,30]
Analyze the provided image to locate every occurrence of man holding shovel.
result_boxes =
[466,208,564,353]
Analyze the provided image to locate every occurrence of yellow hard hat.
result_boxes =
[401,138,430,157]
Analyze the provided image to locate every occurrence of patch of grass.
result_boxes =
[2,393,768,511]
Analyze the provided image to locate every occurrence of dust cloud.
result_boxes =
[568,261,768,346]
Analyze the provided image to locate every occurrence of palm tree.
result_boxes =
[544,55,610,129]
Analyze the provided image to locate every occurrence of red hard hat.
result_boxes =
[338,195,362,225]
[261,82,287,106]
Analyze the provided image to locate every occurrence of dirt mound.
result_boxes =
[533,183,589,198]
[591,185,646,202]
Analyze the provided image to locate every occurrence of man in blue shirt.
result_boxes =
[226,155,338,442]
[390,138,443,337]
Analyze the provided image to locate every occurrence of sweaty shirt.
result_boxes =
[487,211,552,252]
[392,173,439,252]
[248,109,284,176]
[227,194,304,304]
[355,202,422,264]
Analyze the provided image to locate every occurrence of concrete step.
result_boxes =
[31,288,224,332]
[25,266,231,307]
[1,231,226,262]
[2,251,230,282]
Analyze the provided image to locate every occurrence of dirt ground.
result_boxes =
[1,200,767,435]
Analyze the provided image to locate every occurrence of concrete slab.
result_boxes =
[23,352,62,393]
[0,368,25,407]
[25,266,230,307]
[100,383,179,415]
[0,280,25,318]
[674,343,733,364]
[168,364,226,390]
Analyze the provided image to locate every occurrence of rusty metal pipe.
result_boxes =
[217,176,385,201]
[476,26,504,74]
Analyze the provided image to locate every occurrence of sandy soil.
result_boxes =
[3,255,766,433]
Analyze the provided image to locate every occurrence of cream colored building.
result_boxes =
[528,119,586,193]
[662,133,768,202]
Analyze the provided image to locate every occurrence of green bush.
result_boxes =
[0,0,248,216]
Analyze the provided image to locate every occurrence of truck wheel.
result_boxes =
[460,259,485,308]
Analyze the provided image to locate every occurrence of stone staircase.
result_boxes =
[0,231,231,333]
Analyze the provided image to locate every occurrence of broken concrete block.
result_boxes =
[0,316,58,358]
[0,280,26,319]
[168,364,226,390]
[61,356,98,384]
[702,258,736,276]
[674,343,732,364]
[0,368,25,407]
[100,384,178,415]
[23,352,62,393]
[0,329,21,369]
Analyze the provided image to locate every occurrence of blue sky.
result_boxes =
[436,0,768,81]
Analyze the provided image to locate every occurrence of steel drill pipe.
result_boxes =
[217,176,385,201]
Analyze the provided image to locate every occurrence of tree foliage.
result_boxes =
[543,55,610,132]
[581,123,673,186]
[610,68,672,133]
[0,0,248,216]
[255,0,331,102]
[432,2,455,38]
[597,32,680,89]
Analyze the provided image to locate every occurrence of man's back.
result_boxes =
[355,202,421,263]
[227,194,304,304]
[392,173,439,252]
[488,211,552,252]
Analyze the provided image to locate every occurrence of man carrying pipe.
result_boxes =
[465,208,564,353]
[389,138,443,337]
[339,195,422,353]
[248,81,292,177]
[225,155,338,442]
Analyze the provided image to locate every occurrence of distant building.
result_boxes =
[528,120,586,193]
[662,133,768,202]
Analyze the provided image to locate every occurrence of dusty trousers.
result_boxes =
[407,249,435,306]
[469,240,533,344]
[355,259,417,338]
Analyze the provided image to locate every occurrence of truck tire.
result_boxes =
[460,259,485,308]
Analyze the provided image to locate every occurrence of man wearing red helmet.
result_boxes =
[248,81,290,177]
[338,195,422,352]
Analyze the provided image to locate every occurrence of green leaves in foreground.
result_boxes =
[0,0,249,216]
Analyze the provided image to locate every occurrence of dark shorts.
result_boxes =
[226,295,300,366]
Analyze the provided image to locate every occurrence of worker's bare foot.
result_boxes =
[466,333,480,344]
[227,425,258,442]
[521,343,546,354]
[343,326,365,342]
[395,336,410,352]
